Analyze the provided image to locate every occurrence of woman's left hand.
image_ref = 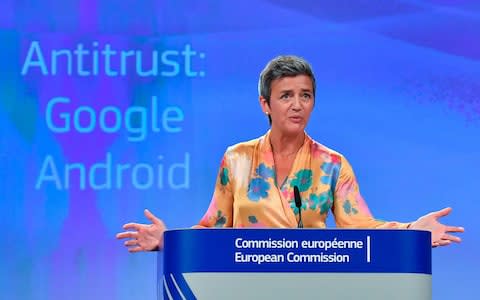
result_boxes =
[410,207,464,247]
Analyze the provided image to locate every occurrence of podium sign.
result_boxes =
[161,229,431,299]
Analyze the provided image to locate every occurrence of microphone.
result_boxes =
[293,186,303,228]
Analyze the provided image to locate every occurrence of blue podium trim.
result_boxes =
[163,229,431,274]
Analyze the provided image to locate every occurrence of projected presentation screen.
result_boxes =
[1,1,478,299]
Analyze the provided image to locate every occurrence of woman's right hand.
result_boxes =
[116,209,166,252]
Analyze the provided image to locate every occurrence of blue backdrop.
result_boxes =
[1,1,479,299]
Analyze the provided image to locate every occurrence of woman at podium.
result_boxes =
[117,55,463,252]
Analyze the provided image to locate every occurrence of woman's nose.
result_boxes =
[291,96,302,109]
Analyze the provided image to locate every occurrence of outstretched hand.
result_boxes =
[410,207,464,247]
[116,209,166,252]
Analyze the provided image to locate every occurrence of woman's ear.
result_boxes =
[259,96,269,114]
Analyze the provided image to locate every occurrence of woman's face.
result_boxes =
[260,74,314,136]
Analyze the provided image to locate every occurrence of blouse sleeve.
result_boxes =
[193,152,234,228]
[332,156,410,229]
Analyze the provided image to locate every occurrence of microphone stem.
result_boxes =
[298,210,303,228]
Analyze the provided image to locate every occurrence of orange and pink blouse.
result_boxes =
[197,131,409,229]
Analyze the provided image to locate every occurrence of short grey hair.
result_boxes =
[258,55,316,102]
[258,55,316,124]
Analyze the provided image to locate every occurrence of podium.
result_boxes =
[161,229,431,300]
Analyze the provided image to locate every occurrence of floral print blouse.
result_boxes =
[197,131,409,229]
